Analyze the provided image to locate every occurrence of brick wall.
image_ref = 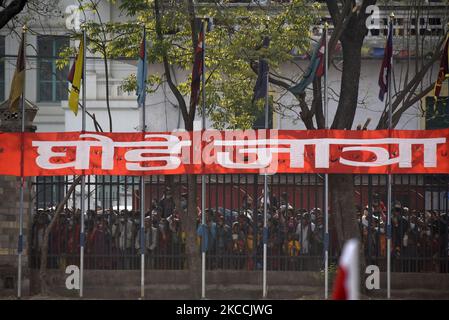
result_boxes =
[0,101,37,296]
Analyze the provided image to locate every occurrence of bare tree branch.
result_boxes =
[0,0,27,29]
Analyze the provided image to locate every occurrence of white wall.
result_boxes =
[2,0,445,133]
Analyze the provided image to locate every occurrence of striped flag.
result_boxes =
[68,40,84,116]
[288,33,325,95]
[433,34,449,98]
[8,34,25,113]
[136,28,148,107]
[378,20,393,101]
[332,239,360,300]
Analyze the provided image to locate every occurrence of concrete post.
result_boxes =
[0,99,37,297]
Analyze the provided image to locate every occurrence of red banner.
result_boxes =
[1,129,448,177]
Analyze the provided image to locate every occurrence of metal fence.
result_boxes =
[29,174,449,273]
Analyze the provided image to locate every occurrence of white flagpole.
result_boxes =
[387,12,394,300]
[262,36,269,299]
[323,22,329,300]
[140,24,147,300]
[17,25,27,299]
[79,29,87,299]
[201,19,207,300]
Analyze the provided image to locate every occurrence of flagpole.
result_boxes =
[201,19,207,300]
[447,23,449,99]
[387,12,394,300]
[323,22,329,300]
[262,36,269,299]
[79,29,87,299]
[17,25,27,299]
[140,24,147,300]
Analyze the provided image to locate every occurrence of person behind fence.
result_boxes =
[310,208,324,257]
[157,213,170,268]
[88,214,111,269]
[159,186,175,219]
[135,216,152,266]
[286,231,300,269]
[280,192,290,209]
[168,211,184,269]
[230,221,245,269]
[402,210,420,271]
[117,210,135,269]
[215,213,231,269]
[268,213,283,270]
[392,201,407,265]
[295,212,315,256]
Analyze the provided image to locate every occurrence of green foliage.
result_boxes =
[319,262,338,285]
[65,0,318,129]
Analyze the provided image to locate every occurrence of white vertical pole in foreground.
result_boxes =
[387,13,394,300]
[140,25,147,300]
[201,19,207,300]
[323,22,329,300]
[262,37,269,299]
[18,25,27,299]
[79,29,87,299]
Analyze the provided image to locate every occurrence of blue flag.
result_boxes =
[288,33,325,95]
[136,28,148,107]
[252,36,270,103]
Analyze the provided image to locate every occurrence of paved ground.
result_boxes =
[2,289,449,300]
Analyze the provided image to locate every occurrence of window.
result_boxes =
[425,96,449,129]
[37,36,69,102]
[0,36,5,102]
[428,18,441,25]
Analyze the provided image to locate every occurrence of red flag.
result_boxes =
[315,32,326,78]
[433,35,449,98]
[378,21,393,102]
[189,23,204,110]
[332,239,359,300]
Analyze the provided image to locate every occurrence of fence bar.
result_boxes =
[79,29,87,298]
[386,12,395,300]
[323,22,329,299]
[138,24,148,299]
[262,41,269,298]
[198,19,208,299]
[17,25,27,299]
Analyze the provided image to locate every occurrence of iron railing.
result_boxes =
[30,174,449,273]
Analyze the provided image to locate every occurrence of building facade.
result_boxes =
[0,0,448,134]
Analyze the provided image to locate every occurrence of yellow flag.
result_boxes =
[68,40,84,116]
[8,35,25,113]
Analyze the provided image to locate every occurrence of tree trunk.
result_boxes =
[329,174,359,249]
[325,9,371,289]
[183,174,201,299]
[331,37,363,130]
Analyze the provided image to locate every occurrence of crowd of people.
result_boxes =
[357,193,449,272]
[30,188,449,273]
